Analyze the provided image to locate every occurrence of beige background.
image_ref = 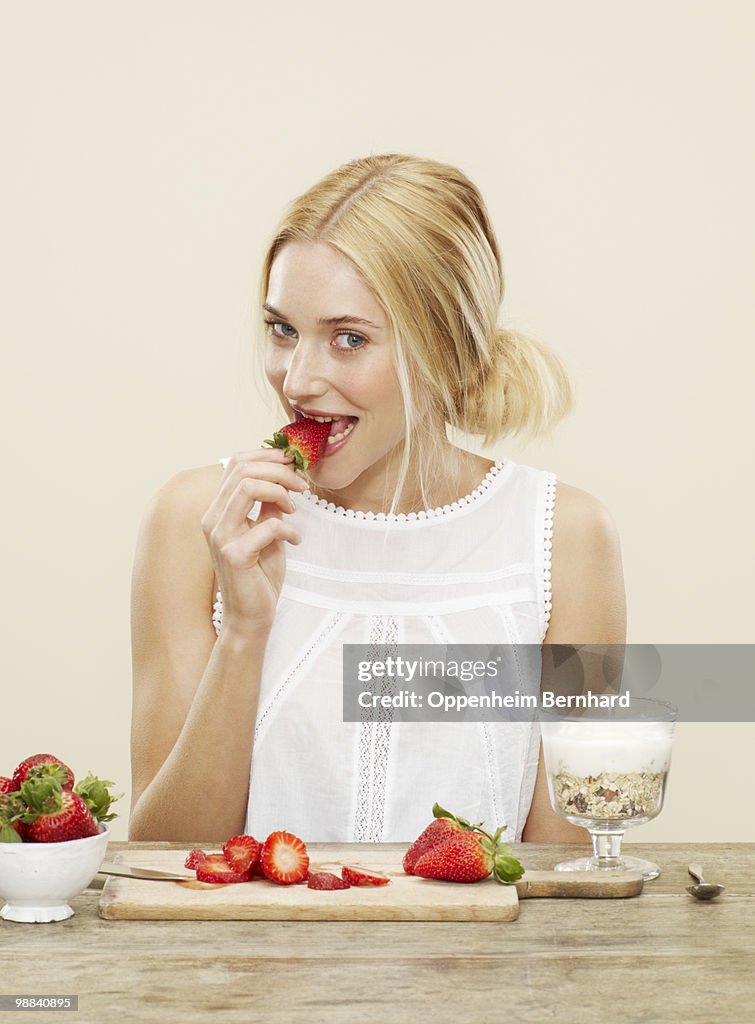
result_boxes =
[1,1,753,843]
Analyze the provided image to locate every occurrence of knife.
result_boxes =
[98,861,195,881]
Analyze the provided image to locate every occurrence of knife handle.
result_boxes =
[514,870,644,898]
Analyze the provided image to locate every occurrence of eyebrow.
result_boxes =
[263,303,383,330]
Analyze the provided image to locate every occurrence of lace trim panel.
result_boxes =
[300,460,506,524]
[354,615,399,842]
[542,473,556,638]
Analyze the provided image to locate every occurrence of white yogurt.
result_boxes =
[541,721,674,778]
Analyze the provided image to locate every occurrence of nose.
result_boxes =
[280,338,328,405]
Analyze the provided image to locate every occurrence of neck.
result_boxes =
[305,444,488,515]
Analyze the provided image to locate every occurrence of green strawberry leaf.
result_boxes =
[493,853,525,884]
[74,773,124,822]
[0,823,22,843]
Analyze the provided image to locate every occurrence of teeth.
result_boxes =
[326,420,356,444]
[299,413,335,423]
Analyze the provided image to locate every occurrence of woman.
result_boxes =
[128,154,625,843]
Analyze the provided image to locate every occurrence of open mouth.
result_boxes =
[294,410,359,443]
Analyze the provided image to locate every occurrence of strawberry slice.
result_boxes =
[260,830,309,885]
[184,849,208,870]
[262,418,332,470]
[222,834,261,875]
[196,854,252,884]
[341,865,391,887]
[307,871,350,890]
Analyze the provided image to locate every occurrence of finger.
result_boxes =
[211,479,298,547]
[205,461,307,533]
[222,518,302,566]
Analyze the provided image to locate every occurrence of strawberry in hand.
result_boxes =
[262,418,332,471]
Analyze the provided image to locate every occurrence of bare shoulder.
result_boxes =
[134,463,226,601]
[148,463,224,522]
[546,480,626,644]
[552,481,621,546]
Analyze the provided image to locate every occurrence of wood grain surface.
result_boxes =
[2,842,753,1024]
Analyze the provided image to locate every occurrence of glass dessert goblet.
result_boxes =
[540,697,676,881]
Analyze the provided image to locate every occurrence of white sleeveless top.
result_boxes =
[213,456,555,843]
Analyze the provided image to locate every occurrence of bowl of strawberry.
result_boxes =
[0,753,122,923]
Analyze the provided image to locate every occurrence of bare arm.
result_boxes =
[128,452,305,842]
[522,482,627,842]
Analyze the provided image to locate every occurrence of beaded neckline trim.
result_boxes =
[298,459,507,523]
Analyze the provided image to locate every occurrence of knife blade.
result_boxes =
[98,861,195,881]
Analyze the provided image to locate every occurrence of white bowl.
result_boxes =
[0,824,110,923]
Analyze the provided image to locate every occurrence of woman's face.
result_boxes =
[263,241,407,494]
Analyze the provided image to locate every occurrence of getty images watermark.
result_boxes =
[342,644,755,722]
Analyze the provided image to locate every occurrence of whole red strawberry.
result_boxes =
[413,826,524,885]
[403,803,483,874]
[0,777,15,795]
[260,831,309,885]
[11,754,75,792]
[19,778,100,843]
[262,418,332,470]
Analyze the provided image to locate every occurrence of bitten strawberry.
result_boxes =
[11,754,75,792]
[19,778,100,843]
[196,854,252,884]
[403,802,483,874]
[262,418,332,470]
[307,871,350,890]
[223,835,261,875]
[260,831,309,885]
[413,826,524,885]
[185,849,208,870]
[341,865,391,887]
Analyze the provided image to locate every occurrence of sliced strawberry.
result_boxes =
[11,754,75,792]
[260,830,309,885]
[184,849,208,870]
[262,418,332,470]
[196,854,252,884]
[341,865,391,887]
[307,871,350,890]
[222,834,261,875]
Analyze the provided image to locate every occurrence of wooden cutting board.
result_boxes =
[98,847,643,922]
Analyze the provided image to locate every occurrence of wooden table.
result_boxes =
[0,843,752,1023]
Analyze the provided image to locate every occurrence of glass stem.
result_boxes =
[589,830,624,869]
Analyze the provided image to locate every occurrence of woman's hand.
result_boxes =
[201,449,308,641]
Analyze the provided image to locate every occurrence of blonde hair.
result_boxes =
[254,153,573,517]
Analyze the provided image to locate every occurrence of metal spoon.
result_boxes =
[687,864,725,900]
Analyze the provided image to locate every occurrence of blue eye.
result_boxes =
[333,332,367,353]
[264,320,368,354]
